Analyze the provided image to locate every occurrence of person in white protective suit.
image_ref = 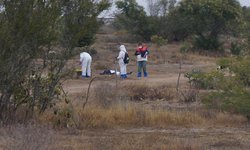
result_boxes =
[117,45,127,79]
[80,52,92,78]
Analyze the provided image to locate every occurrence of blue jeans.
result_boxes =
[137,61,147,77]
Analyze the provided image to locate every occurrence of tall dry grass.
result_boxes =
[34,79,247,129]
[122,83,175,101]
[39,101,248,129]
[76,105,247,129]
[39,103,205,129]
[37,80,248,129]
[1,124,55,150]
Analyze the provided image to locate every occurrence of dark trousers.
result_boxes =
[137,61,147,77]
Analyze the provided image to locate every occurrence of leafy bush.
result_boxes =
[203,89,250,118]
[185,69,224,89]
[202,57,250,118]
[180,42,191,54]
[193,35,223,51]
[231,58,250,86]
[230,42,242,56]
[216,57,233,69]
[151,35,168,46]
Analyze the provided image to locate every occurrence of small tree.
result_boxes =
[0,0,61,121]
[177,0,242,51]
[147,0,176,17]
[0,0,110,123]
[114,0,152,41]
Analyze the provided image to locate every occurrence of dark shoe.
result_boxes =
[137,72,142,78]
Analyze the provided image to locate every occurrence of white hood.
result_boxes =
[119,45,127,52]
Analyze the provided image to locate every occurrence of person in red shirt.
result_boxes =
[135,42,149,78]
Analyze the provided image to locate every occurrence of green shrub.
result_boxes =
[202,57,250,118]
[216,57,233,69]
[231,58,250,86]
[203,89,250,118]
[230,42,242,56]
[179,42,191,54]
[185,69,224,89]
[193,35,223,51]
[151,35,168,47]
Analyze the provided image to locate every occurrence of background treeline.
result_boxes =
[114,0,250,52]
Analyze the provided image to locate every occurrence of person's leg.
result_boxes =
[81,62,87,77]
[137,61,142,77]
[87,59,92,77]
[119,61,125,79]
[124,64,127,78]
[142,61,148,77]
[120,63,127,79]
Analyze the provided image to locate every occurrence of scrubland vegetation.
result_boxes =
[1,0,250,149]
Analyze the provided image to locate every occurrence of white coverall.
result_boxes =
[80,52,92,77]
[117,45,127,76]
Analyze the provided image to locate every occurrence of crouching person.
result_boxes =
[80,52,92,78]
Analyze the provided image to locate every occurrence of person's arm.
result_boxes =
[79,55,84,65]
[134,49,140,56]
[117,51,123,60]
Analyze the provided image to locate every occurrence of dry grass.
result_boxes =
[38,103,205,129]
[123,83,175,101]
[1,121,249,150]
[38,101,248,130]
[114,134,203,150]
[198,108,248,126]
[93,82,118,108]
[37,79,248,129]
[0,124,55,150]
[78,105,247,128]
[211,112,248,126]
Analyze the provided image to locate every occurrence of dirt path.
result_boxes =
[51,126,250,150]
[62,62,209,96]
[2,125,249,150]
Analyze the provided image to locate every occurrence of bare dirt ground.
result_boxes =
[63,61,213,95]
[1,123,250,149]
